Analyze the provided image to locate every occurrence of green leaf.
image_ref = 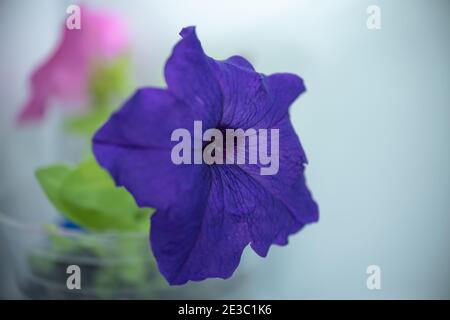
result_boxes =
[36,159,152,232]
[64,106,112,137]
[89,54,134,107]
[65,55,134,137]
[35,164,72,215]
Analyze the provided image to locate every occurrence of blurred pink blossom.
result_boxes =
[17,5,129,124]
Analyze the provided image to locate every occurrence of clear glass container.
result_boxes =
[0,211,244,299]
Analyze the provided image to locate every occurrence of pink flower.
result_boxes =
[17,5,129,124]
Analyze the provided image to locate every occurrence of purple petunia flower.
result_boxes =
[93,26,318,285]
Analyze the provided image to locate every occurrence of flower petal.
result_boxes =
[150,169,251,285]
[211,57,306,129]
[242,115,318,227]
[164,26,222,129]
[216,164,310,257]
[223,55,255,71]
[17,6,129,124]
[93,88,202,209]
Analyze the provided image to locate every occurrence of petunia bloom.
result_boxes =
[17,5,129,124]
[93,26,318,285]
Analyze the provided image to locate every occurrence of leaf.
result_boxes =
[64,106,112,137]
[65,55,134,137]
[36,159,152,232]
[89,54,134,106]
[35,164,72,215]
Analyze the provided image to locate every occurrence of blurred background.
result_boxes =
[0,0,449,299]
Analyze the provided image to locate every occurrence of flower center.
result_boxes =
[202,127,229,164]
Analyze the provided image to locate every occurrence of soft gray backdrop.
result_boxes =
[0,0,449,299]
